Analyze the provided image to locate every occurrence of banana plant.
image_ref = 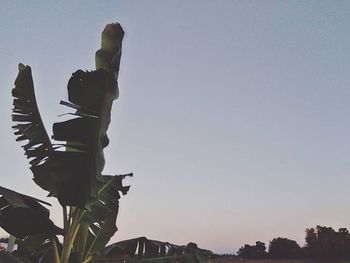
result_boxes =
[1,22,132,263]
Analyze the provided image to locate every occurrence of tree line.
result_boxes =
[237,225,350,260]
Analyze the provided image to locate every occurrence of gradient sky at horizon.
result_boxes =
[1,0,350,254]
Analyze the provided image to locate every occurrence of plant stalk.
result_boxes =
[52,236,61,263]
[63,206,68,241]
[82,255,93,263]
[62,208,81,263]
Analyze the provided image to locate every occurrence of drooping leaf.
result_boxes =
[18,236,63,263]
[0,186,62,238]
[103,237,186,259]
[103,237,213,262]
[0,253,23,263]
[72,173,132,260]
[19,233,50,255]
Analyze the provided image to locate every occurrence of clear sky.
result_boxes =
[1,0,350,254]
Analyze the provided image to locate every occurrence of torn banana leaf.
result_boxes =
[72,173,132,261]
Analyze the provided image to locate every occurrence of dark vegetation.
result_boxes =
[237,225,350,261]
[98,237,213,262]
[3,225,350,262]
[0,23,132,263]
[1,237,213,263]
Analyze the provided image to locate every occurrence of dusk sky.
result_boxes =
[1,1,350,254]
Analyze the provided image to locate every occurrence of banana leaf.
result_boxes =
[72,173,132,261]
[0,186,62,238]
[16,234,63,263]
[11,23,126,208]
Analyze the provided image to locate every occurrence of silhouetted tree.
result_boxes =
[186,242,198,250]
[237,241,266,259]
[186,242,199,254]
[304,225,350,259]
[268,237,302,259]
[337,228,350,258]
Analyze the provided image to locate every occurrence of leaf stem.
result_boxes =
[82,255,93,263]
[63,206,68,240]
[52,236,61,263]
[62,208,80,263]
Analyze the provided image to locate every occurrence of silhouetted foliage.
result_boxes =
[236,225,350,260]
[268,237,303,259]
[304,225,350,259]
[186,242,199,254]
[1,22,132,263]
[237,241,266,259]
[102,237,213,262]
[186,242,198,250]
[0,251,23,263]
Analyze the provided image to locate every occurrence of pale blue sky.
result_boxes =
[1,0,350,253]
